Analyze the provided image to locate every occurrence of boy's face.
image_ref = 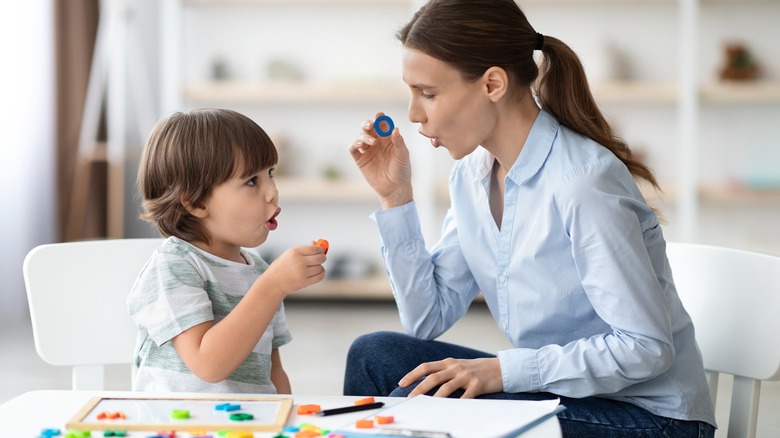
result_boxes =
[196,166,279,261]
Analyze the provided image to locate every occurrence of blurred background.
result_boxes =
[1,2,779,434]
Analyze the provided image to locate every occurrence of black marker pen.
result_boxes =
[315,401,385,416]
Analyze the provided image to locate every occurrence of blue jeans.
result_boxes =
[344,331,715,438]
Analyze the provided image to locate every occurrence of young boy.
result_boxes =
[128,108,327,393]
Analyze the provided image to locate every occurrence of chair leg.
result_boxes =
[706,370,719,407]
[73,365,105,390]
[728,376,760,438]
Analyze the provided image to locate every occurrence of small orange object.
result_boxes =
[296,404,321,415]
[294,431,320,438]
[314,239,329,254]
[354,396,375,406]
[355,419,374,429]
[97,411,125,420]
[375,415,395,424]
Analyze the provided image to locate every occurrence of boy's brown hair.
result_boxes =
[138,108,278,244]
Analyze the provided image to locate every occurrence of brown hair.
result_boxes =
[397,0,658,190]
[137,108,278,244]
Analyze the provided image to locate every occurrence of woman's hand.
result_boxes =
[349,112,414,209]
[399,357,504,399]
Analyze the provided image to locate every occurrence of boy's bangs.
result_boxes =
[225,118,278,179]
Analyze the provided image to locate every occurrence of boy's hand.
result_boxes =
[263,244,327,295]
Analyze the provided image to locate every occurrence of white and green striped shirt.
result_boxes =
[128,236,291,393]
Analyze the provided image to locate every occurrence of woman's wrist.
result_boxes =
[380,186,414,210]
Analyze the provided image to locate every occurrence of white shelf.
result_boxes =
[163,0,780,299]
[183,81,409,105]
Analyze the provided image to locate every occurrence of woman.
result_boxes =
[344,0,716,436]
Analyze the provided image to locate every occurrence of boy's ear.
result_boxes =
[182,195,208,218]
[483,66,509,102]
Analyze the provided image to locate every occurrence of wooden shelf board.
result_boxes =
[185,0,409,5]
[591,82,678,103]
[185,80,780,105]
[183,81,409,104]
[699,186,780,204]
[643,183,780,205]
[288,275,488,302]
[701,82,780,103]
[290,276,393,300]
[275,178,378,203]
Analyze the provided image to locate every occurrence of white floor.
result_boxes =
[2,300,779,437]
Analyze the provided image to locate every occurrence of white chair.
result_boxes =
[23,238,163,390]
[666,242,780,438]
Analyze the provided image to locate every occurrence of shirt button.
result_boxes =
[498,275,506,284]
[502,322,508,331]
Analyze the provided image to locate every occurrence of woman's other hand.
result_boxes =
[349,112,414,209]
[398,357,504,399]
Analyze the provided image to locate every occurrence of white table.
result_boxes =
[0,390,561,437]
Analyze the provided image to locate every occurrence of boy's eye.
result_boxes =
[268,167,275,178]
[246,176,258,186]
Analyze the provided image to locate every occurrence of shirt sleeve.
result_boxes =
[128,253,215,347]
[372,201,480,340]
[499,159,675,396]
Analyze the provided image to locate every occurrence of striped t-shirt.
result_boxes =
[127,236,291,393]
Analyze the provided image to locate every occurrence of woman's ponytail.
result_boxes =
[535,36,659,190]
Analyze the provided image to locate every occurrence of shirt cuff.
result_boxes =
[498,348,542,393]
[370,200,422,245]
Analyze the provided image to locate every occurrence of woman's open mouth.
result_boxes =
[420,130,440,148]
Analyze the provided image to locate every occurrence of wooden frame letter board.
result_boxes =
[66,396,293,432]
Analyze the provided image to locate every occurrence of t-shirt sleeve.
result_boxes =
[128,252,215,347]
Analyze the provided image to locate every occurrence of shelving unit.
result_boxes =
[158,0,780,298]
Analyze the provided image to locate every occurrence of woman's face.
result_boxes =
[402,47,496,159]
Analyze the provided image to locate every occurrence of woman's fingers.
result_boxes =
[349,132,378,156]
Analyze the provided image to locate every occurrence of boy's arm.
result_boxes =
[171,276,284,383]
[270,348,291,394]
[172,245,324,383]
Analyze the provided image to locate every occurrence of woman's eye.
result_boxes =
[418,89,434,99]
[268,168,275,179]
[247,176,258,186]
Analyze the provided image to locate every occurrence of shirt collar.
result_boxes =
[473,109,558,185]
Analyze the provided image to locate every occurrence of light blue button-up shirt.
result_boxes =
[371,110,716,425]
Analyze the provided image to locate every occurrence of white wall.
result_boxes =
[0,0,56,321]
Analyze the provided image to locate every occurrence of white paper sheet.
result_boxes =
[335,395,563,438]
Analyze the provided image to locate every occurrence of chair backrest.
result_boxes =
[666,242,780,438]
[23,238,163,390]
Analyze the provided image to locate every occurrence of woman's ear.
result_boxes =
[182,195,208,218]
[483,66,509,102]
